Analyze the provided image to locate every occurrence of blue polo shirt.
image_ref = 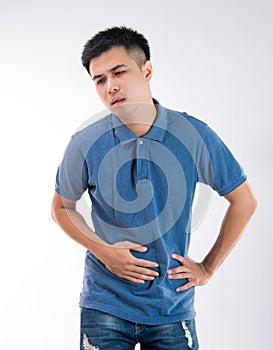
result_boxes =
[55,101,247,325]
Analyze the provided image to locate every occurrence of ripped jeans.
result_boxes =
[80,308,199,350]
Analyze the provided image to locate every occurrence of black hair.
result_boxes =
[81,26,151,74]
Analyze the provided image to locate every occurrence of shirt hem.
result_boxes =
[79,301,196,325]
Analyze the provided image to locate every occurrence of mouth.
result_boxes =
[111,98,126,106]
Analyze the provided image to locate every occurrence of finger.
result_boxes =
[114,241,147,251]
[168,272,192,280]
[130,265,159,277]
[133,258,159,268]
[171,253,186,264]
[130,244,148,253]
[127,270,158,281]
[125,276,146,284]
[168,266,190,275]
[176,280,195,292]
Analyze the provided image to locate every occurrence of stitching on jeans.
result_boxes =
[82,334,100,350]
[181,321,193,348]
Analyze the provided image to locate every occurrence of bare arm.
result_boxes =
[168,181,257,291]
[51,192,158,283]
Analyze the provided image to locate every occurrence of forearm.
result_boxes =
[202,194,257,276]
[51,196,159,283]
[168,182,257,291]
[52,205,110,258]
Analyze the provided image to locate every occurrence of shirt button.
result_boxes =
[139,140,144,145]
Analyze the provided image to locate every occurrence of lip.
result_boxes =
[111,97,126,106]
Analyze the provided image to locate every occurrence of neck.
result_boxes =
[115,101,157,137]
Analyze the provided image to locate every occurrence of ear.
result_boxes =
[142,60,153,81]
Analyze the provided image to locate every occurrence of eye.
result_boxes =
[115,70,125,76]
[96,78,105,85]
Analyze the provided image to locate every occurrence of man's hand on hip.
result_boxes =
[168,254,211,292]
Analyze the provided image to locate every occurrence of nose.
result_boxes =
[107,78,120,94]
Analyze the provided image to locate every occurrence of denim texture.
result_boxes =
[80,308,199,350]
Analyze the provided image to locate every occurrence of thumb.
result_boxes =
[113,241,147,252]
[130,244,148,253]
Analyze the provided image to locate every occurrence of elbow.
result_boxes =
[51,208,56,222]
[51,195,60,223]
[244,191,258,218]
[51,204,57,223]
[51,192,64,223]
[245,182,258,216]
[249,195,258,215]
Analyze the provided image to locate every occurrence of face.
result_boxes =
[89,46,153,115]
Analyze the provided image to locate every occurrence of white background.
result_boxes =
[1,1,272,349]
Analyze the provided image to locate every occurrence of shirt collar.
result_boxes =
[111,99,168,143]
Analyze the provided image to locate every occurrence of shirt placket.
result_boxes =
[136,138,148,181]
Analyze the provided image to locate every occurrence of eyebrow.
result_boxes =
[92,64,128,81]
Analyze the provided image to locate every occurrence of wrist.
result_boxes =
[200,260,214,278]
[88,240,111,263]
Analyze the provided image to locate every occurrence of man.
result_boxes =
[51,26,257,349]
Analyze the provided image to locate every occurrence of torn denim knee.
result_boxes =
[82,334,100,350]
[182,321,193,348]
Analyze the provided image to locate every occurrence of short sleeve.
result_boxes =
[55,134,88,200]
[197,125,247,196]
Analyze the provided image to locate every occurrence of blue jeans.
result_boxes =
[80,308,199,350]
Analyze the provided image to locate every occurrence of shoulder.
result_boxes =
[70,111,113,150]
[162,105,209,140]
